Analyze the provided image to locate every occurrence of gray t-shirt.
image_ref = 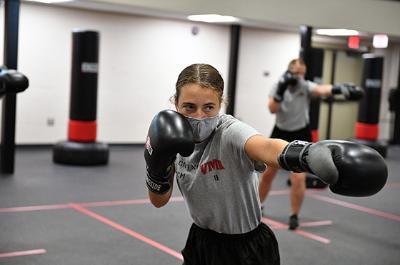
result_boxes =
[175,114,264,234]
[269,79,317,131]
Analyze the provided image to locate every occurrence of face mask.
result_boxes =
[186,115,220,143]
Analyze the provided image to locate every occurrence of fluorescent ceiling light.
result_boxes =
[373,34,389,48]
[188,14,239,23]
[316,29,359,36]
[25,0,74,3]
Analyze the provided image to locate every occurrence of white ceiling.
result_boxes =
[39,0,400,39]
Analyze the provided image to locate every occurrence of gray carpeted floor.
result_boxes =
[0,145,399,265]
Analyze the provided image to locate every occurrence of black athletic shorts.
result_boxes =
[181,222,280,265]
[270,125,312,142]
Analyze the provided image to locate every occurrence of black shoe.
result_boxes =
[288,214,299,230]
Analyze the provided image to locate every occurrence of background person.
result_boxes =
[259,58,363,230]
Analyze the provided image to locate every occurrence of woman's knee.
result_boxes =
[290,172,306,186]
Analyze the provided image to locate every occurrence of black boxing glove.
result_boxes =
[273,70,298,102]
[0,67,29,97]
[144,110,195,194]
[278,140,388,197]
[332,83,364,101]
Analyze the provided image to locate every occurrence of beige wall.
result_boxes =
[235,28,300,135]
[15,3,231,144]
[8,2,300,144]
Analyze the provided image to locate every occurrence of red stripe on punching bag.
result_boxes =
[68,120,97,142]
[311,130,319,142]
[355,122,378,141]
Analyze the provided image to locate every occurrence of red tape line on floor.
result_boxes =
[307,193,400,222]
[69,203,183,261]
[262,217,331,244]
[0,249,46,258]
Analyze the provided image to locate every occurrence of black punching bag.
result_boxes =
[306,48,324,142]
[296,26,327,189]
[352,54,387,157]
[53,30,109,165]
[299,26,323,142]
